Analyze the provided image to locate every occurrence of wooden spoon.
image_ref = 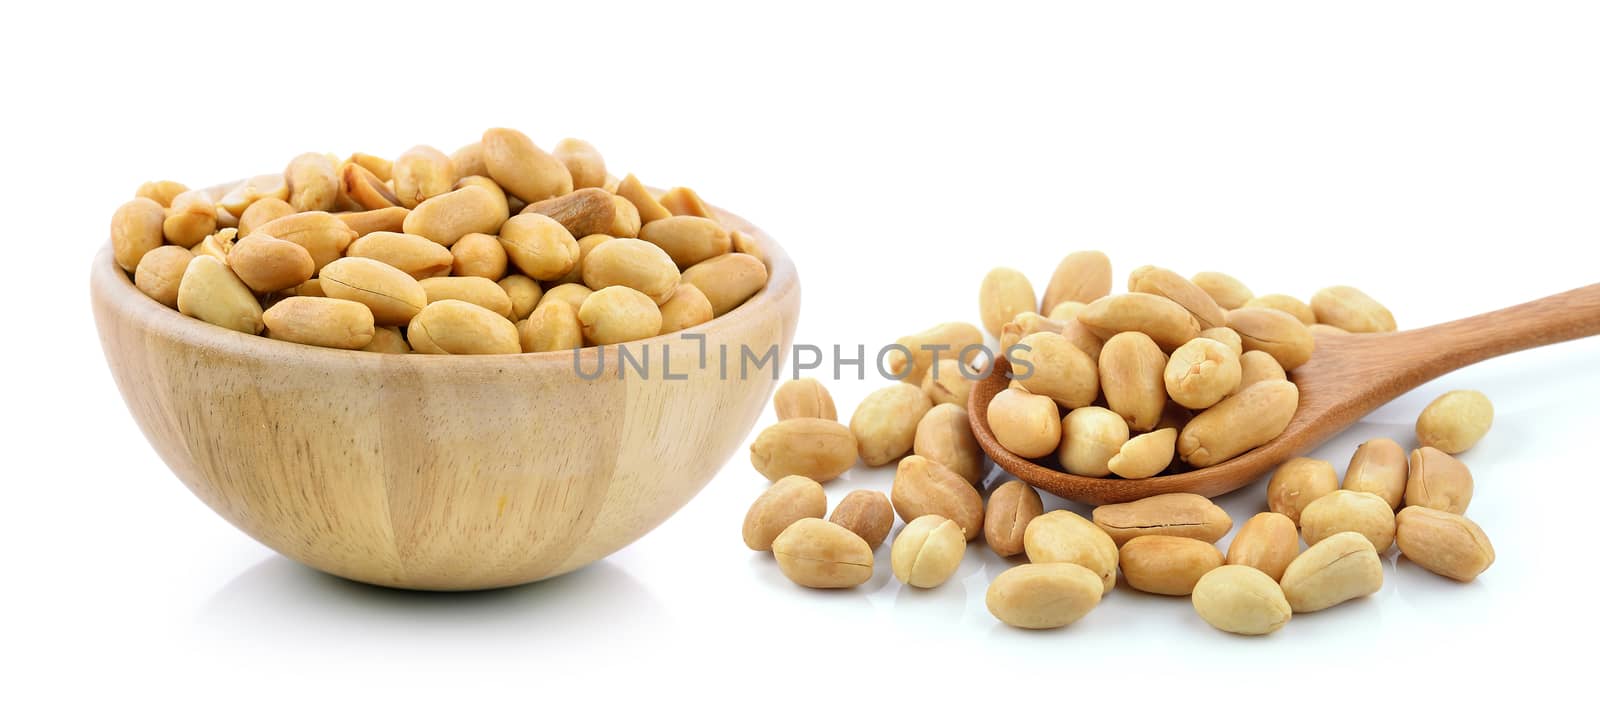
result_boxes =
[968,283,1600,505]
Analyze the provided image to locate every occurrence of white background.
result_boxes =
[3,1,1598,711]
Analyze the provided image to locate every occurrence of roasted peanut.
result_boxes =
[772,518,874,589]
[890,455,984,540]
[238,197,296,237]
[319,256,427,326]
[1128,265,1226,330]
[449,232,508,280]
[984,480,1043,557]
[539,283,593,313]
[553,138,607,189]
[912,403,983,484]
[218,174,291,217]
[1395,506,1495,582]
[1048,301,1088,321]
[922,358,974,407]
[392,145,456,209]
[1023,510,1119,593]
[338,162,400,210]
[987,563,1102,629]
[191,228,237,262]
[986,387,1062,459]
[524,188,619,238]
[482,127,572,203]
[357,326,405,354]
[578,285,662,345]
[406,299,520,354]
[286,152,339,212]
[1267,457,1339,524]
[639,216,731,269]
[658,186,716,219]
[404,185,510,247]
[1344,438,1408,509]
[420,276,514,318]
[1192,565,1292,635]
[499,275,543,321]
[1227,307,1315,370]
[1098,331,1166,431]
[346,231,454,280]
[500,213,580,280]
[852,383,933,467]
[1246,294,1315,325]
[111,197,167,272]
[135,180,188,207]
[1191,271,1252,310]
[742,475,827,551]
[1040,250,1112,314]
[335,206,409,237]
[749,418,858,482]
[979,267,1037,337]
[518,300,583,352]
[616,173,671,223]
[228,233,315,294]
[1059,406,1128,477]
[176,256,263,334]
[1235,350,1287,392]
[609,195,642,238]
[253,211,356,272]
[555,233,614,284]
[582,238,680,303]
[1119,535,1224,596]
[888,322,985,384]
[1092,493,1232,546]
[1311,286,1396,333]
[1078,293,1201,352]
[998,311,1066,355]
[829,490,893,550]
[455,175,510,216]
[1198,326,1243,356]
[657,283,714,334]
[162,189,218,249]
[1280,531,1383,613]
[1164,337,1242,410]
[450,142,486,178]
[1016,332,1098,409]
[1107,428,1177,479]
[1178,380,1298,467]
[1300,489,1396,552]
[1405,447,1474,514]
[133,245,194,308]
[774,378,838,421]
[262,297,375,350]
[1226,512,1300,581]
[891,515,966,588]
[1416,390,1493,454]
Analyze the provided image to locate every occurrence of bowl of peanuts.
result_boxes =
[91,128,800,590]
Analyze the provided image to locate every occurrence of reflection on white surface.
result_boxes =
[200,556,672,649]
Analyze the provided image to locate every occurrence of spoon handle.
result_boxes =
[1396,282,1600,375]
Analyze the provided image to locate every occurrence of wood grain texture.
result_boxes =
[970,283,1600,505]
[91,204,800,591]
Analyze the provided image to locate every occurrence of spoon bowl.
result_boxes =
[970,284,1600,505]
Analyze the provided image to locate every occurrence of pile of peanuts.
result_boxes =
[108,128,769,354]
[744,251,1493,633]
[976,252,1396,477]
[746,381,1496,633]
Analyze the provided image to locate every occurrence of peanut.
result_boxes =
[1395,506,1495,582]
[319,257,427,326]
[912,403,983,484]
[1405,447,1474,514]
[228,233,315,294]
[986,563,1102,629]
[482,127,572,203]
[1299,489,1396,552]
[1226,512,1300,581]
[518,300,583,353]
[1164,337,1242,410]
[111,198,167,272]
[829,490,893,550]
[1191,271,1253,310]
[985,387,1061,459]
[984,480,1043,557]
[1267,457,1339,525]
[262,297,375,350]
[891,515,966,588]
[1078,293,1201,352]
[979,267,1037,337]
[578,286,662,345]
[1177,379,1298,467]
[449,232,509,280]
[742,475,827,551]
[1311,286,1396,333]
[1192,565,1291,635]
[1098,332,1167,432]
[773,378,838,421]
[890,455,984,540]
[1416,390,1493,454]
[1058,406,1128,477]
[1280,531,1383,613]
[749,418,858,483]
[851,383,933,466]
[772,518,874,589]
[1106,427,1177,479]
[1118,535,1224,596]
[176,256,263,334]
[133,245,194,308]
[406,299,520,355]
[1343,437,1408,509]
[1040,250,1112,314]
[500,213,580,280]
[1023,510,1119,594]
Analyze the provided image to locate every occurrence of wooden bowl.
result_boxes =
[90,206,799,591]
